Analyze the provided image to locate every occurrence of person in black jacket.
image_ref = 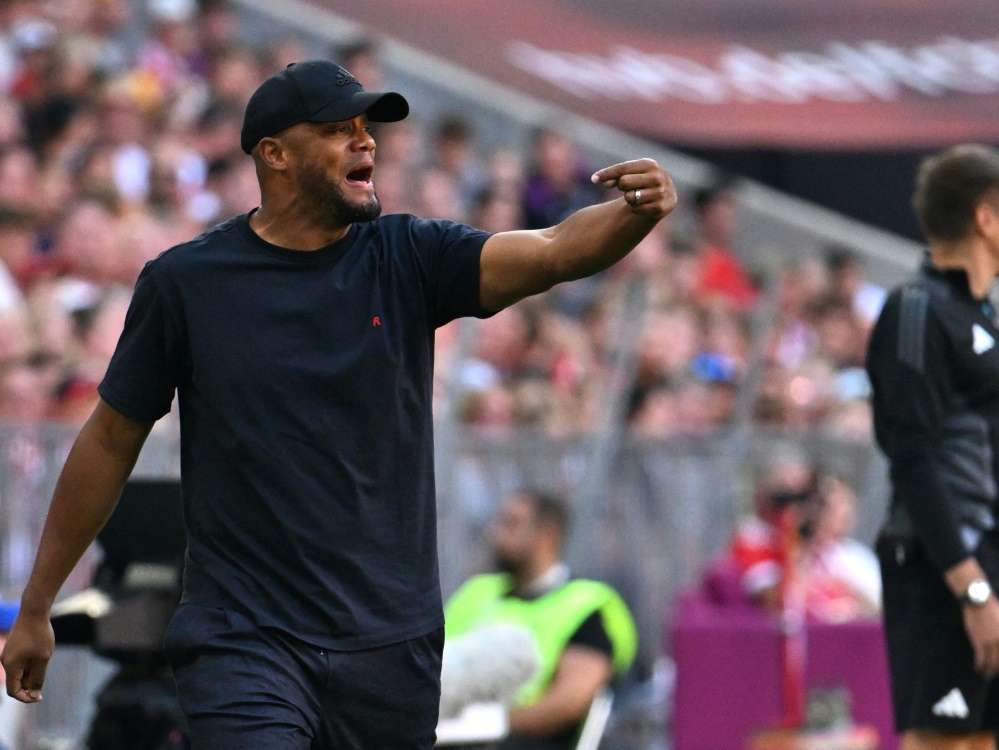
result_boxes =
[867,144,999,750]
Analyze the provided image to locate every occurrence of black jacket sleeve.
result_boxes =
[867,286,971,572]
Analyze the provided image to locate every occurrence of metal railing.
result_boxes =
[0,420,887,748]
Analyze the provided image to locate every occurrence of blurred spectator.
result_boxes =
[824,244,887,326]
[52,199,120,284]
[336,38,385,91]
[25,281,75,392]
[460,385,516,430]
[702,307,749,373]
[0,144,40,210]
[265,36,311,74]
[371,160,418,216]
[445,490,637,750]
[211,156,260,219]
[522,127,601,230]
[782,355,838,428]
[136,0,204,93]
[0,97,26,148]
[0,361,49,422]
[825,397,874,442]
[631,382,681,437]
[812,299,867,370]
[470,306,533,380]
[430,114,487,217]
[68,0,132,78]
[194,101,244,164]
[53,285,130,422]
[635,304,703,391]
[722,452,818,609]
[415,167,465,223]
[770,260,819,370]
[471,188,524,233]
[801,474,881,622]
[198,0,241,58]
[713,455,880,622]
[0,0,889,441]
[486,147,525,203]
[207,45,262,109]
[691,177,758,312]
[0,206,46,288]
[374,114,422,172]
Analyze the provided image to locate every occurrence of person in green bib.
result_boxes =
[445,490,637,750]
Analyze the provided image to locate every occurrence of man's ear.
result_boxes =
[974,194,999,241]
[255,137,289,173]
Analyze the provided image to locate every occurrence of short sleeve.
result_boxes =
[567,610,614,658]
[409,218,492,327]
[97,263,185,422]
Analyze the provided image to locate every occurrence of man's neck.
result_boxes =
[512,561,569,598]
[250,199,351,251]
[929,239,999,299]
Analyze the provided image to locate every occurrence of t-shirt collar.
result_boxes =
[238,209,359,264]
[509,562,571,600]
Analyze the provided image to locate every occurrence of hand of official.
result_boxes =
[1,610,54,703]
[963,596,999,676]
[591,158,677,220]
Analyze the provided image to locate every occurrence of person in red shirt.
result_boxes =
[692,178,758,312]
[727,453,817,609]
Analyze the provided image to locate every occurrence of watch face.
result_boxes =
[969,580,992,605]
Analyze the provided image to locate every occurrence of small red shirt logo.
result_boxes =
[372,316,381,327]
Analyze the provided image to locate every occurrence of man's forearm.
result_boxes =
[19,404,151,615]
[945,557,991,599]
[509,696,583,736]
[479,158,675,312]
[544,199,659,284]
[507,647,612,737]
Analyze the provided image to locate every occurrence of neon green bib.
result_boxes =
[444,573,637,706]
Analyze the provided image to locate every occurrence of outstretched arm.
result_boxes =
[1,399,152,703]
[479,158,677,312]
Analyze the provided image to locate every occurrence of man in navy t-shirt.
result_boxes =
[2,60,676,749]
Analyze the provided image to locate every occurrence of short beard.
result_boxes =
[494,553,524,577]
[298,161,382,229]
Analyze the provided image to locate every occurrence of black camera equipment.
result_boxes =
[770,486,822,539]
[50,479,188,750]
[770,489,816,508]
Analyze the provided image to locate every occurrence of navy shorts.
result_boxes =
[878,534,999,734]
[163,603,443,750]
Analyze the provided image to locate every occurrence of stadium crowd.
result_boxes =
[0,0,883,441]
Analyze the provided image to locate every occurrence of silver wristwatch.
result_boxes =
[961,579,993,607]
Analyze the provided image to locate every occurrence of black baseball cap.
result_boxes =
[240,60,409,154]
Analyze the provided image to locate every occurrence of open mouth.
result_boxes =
[346,165,374,188]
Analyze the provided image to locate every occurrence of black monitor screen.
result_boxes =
[96,480,186,577]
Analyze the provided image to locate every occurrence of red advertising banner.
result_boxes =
[316,0,999,149]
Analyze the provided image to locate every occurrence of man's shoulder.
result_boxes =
[146,214,246,274]
[883,265,962,314]
[368,213,486,246]
[554,579,630,617]
[450,573,510,601]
